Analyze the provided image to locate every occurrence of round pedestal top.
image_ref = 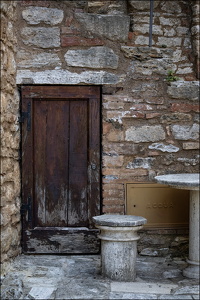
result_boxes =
[92,215,147,227]
[155,173,200,190]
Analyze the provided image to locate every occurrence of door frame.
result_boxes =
[20,85,102,254]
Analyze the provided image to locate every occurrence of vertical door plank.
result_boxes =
[68,100,88,226]
[45,100,69,226]
[88,91,101,227]
[33,100,47,226]
[21,94,33,229]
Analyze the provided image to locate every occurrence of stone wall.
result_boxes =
[0,1,21,275]
[15,0,199,252]
[1,0,199,270]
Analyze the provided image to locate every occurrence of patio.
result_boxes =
[1,254,199,299]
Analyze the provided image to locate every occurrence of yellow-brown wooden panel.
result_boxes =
[126,183,189,228]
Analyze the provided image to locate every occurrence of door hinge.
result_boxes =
[21,196,32,223]
[18,102,31,131]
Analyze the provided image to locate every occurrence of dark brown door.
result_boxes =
[21,86,101,253]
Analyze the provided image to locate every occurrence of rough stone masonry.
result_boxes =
[1,1,21,276]
[0,0,199,275]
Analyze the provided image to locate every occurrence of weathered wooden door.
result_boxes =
[21,86,101,253]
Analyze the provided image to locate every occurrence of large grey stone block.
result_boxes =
[75,13,130,41]
[16,70,119,85]
[161,1,182,13]
[160,113,192,123]
[133,58,175,75]
[167,81,199,101]
[157,37,182,47]
[134,24,163,35]
[22,7,64,25]
[125,125,165,143]
[65,47,119,69]
[159,17,181,26]
[121,46,166,59]
[21,27,60,48]
[128,0,159,10]
[17,51,61,69]
[171,124,199,140]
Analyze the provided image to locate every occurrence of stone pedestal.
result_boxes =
[183,190,199,279]
[155,173,200,279]
[92,215,147,281]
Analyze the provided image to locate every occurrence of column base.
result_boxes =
[183,260,200,279]
[92,215,147,281]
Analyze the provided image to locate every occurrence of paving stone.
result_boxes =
[65,47,119,69]
[1,255,198,300]
[192,295,200,300]
[28,287,56,299]
[163,269,182,279]
[17,70,119,85]
[55,279,110,299]
[109,292,158,299]
[179,279,200,286]
[140,247,169,257]
[21,272,61,288]
[137,256,167,264]
[22,7,64,25]
[175,285,199,295]
[158,295,192,299]
[111,282,178,294]
[1,278,23,300]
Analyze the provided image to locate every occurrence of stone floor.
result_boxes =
[1,254,199,299]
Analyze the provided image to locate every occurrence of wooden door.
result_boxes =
[21,86,101,253]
